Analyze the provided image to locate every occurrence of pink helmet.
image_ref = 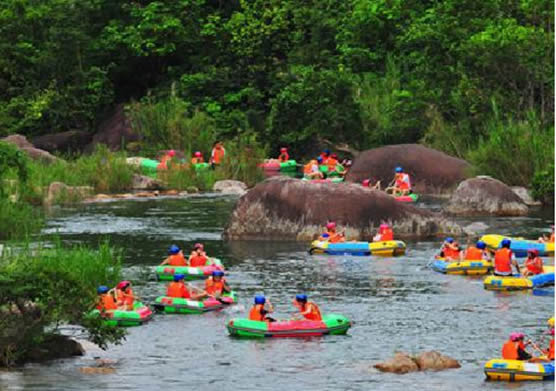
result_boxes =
[510,332,525,341]
[527,249,539,256]
[280,147,287,152]
[168,150,176,157]
[194,243,204,250]
[380,223,389,229]
[194,151,202,157]
[326,222,336,230]
[362,179,370,187]
[117,280,130,290]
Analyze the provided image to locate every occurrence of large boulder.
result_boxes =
[223,177,462,240]
[374,351,460,374]
[27,334,84,363]
[213,180,248,195]
[511,186,541,206]
[445,177,529,216]
[85,104,139,152]
[1,134,59,164]
[32,130,92,153]
[345,144,470,194]
[374,353,419,374]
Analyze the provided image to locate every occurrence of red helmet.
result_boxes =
[168,150,176,157]
[194,151,202,157]
[280,147,288,152]
[331,153,338,159]
[362,179,370,187]
[117,280,130,290]
[527,249,539,256]
[194,243,204,250]
[326,222,336,230]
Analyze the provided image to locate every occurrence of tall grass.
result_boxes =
[0,199,43,240]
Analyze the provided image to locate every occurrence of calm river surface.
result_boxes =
[1,194,554,391]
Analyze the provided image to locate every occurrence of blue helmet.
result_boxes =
[212,270,224,277]
[395,166,403,173]
[295,294,308,302]
[254,295,266,304]
[501,238,511,248]
[476,241,486,250]
[321,233,330,238]
[97,285,109,294]
[173,274,185,281]
[317,156,323,163]
[323,149,330,155]
[445,237,454,243]
[168,244,180,255]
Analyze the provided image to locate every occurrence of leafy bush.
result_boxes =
[531,163,555,204]
[0,199,43,241]
[0,241,125,366]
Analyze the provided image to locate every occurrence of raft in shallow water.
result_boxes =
[480,234,554,257]
[310,240,406,256]
[484,359,554,381]
[155,258,224,281]
[153,291,237,314]
[260,160,298,172]
[227,314,352,338]
[483,267,554,291]
[90,301,153,327]
[394,193,419,203]
[431,257,492,275]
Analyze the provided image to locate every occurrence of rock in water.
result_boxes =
[511,186,541,206]
[223,177,462,240]
[374,353,420,374]
[345,144,469,194]
[445,177,528,216]
[413,351,461,371]
[213,180,248,195]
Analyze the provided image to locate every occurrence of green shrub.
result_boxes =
[0,241,125,366]
[531,163,555,204]
[0,199,43,240]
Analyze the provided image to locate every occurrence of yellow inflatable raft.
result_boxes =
[309,240,406,256]
[484,359,554,381]
[483,266,555,291]
[480,234,554,257]
[431,257,492,275]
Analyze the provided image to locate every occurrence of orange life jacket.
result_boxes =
[116,288,134,306]
[502,340,519,360]
[169,253,187,266]
[157,155,172,170]
[464,246,483,260]
[443,245,460,260]
[211,147,225,164]
[548,339,554,360]
[249,304,265,321]
[189,255,208,267]
[395,173,411,190]
[304,161,317,174]
[327,231,344,243]
[191,157,204,164]
[525,257,544,275]
[550,233,555,243]
[205,277,225,295]
[278,152,289,162]
[301,302,322,321]
[167,282,189,298]
[381,228,394,241]
[494,248,513,273]
[326,158,338,170]
[96,294,117,311]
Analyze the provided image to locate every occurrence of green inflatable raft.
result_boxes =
[155,258,224,281]
[154,291,237,314]
[89,301,153,327]
[140,158,159,178]
[319,164,345,177]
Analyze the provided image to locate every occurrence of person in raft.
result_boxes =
[325,153,339,174]
[439,237,461,260]
[538,225,555,243]
[303,158,324,180]
[320,149,331,163]
[191,151,204,164]
[319,222,345,243]
[210,141,226,167]
[157,150,176,170]
[248,295,275,322]
[189,243,212,267]
[459,240,490,261]
[493,238,520,276]
[278,147,290,162]
[292,294,322,321]
[115,280,135,311]
[166,274,208,300]
[373,223,394,242]
[522,249,544,277]
[362,178,381,190]
[545,319,555,361]
[502,333,532,361]
[386,166,412,196]
[96,285,117,312]
[160,244,187,266]
[205,270,231,297]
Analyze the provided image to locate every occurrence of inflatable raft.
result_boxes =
[90,301,153,327]
[302,177,344,184]
[193,162,210,171]
[480,234,554,257]
[483,266,554,291]
[260,160,298,172]
[227,314,351,338]
[140,158,160,178]
[431,257,492,275]
[309,240,406,256]
[319,164,345,177]
[484,359,554,381]
[155,258,224,281]
[154,291,237,314]
[394,193,419,203]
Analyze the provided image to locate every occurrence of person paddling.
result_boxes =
[96,285,117,312]
[440,237,461,260]
[292,294,322,321]
[278,147,290,162]
[493,239,520,276]
[189,243,211,267]
[373,223,394,242]
[191,151,204,164]
[502,333,532,360]
[115,280,136,311]
[160,244,187,266]
[386,166,412,196]
[319,222,345,243]
[210,141,225,167]
[248,295,275,322]
[523,249,544,277]
[459,240,490,261]
[205,270,231,297]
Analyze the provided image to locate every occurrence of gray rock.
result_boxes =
[374,353,420,374]
[1,134,60,164]
[131,174,164,190]
[445,177,528,216]
[213,180,248,195]
[45,182,93,204]
[374,351,460,374]
[511,186,541,206]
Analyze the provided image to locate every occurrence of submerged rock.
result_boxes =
[374,351,460,374]
[345,144,470,194]
[445,177,528,216]
[224,177,462,240]
[213,180,247,195]
[27,334,84,363]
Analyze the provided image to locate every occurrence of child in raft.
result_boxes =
[319,222,345,243]
[502,333,533,361]
[439,237,461,260]
[248,295,275,322]
[538,225,555,243]
[373,223,394,242]
[191,151,204,164]
[385,166,412,196]
[459,240,491,261]
[115,280,136,311]
[362,178,382,190]
[204,270,231,297]
[96,285,117,312]
[522,249,544,277]
[303,158,324,180]
[166,274,208,300]
[189,243,213,267]
[160,244,187,266]
[292,294,322,321]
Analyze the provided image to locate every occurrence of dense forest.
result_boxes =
[0,0,554,191]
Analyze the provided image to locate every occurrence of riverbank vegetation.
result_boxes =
[0,241,125,366]
[0,0,553,200]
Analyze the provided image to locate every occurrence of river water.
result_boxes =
[1,194,554,391]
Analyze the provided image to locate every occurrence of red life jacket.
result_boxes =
[301,302,322,321]
[464,247,483,260]
[166,282,190,298]
[525,257,544,275]
[189,255,208,267]
[381,228,394,241]
[205,277,225,295]
[502,340,519,360]
[278,152,289,162]
[96,294,117,311]
[168,254,187,266]
[494,248,513,273]
[249,304,265,321]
